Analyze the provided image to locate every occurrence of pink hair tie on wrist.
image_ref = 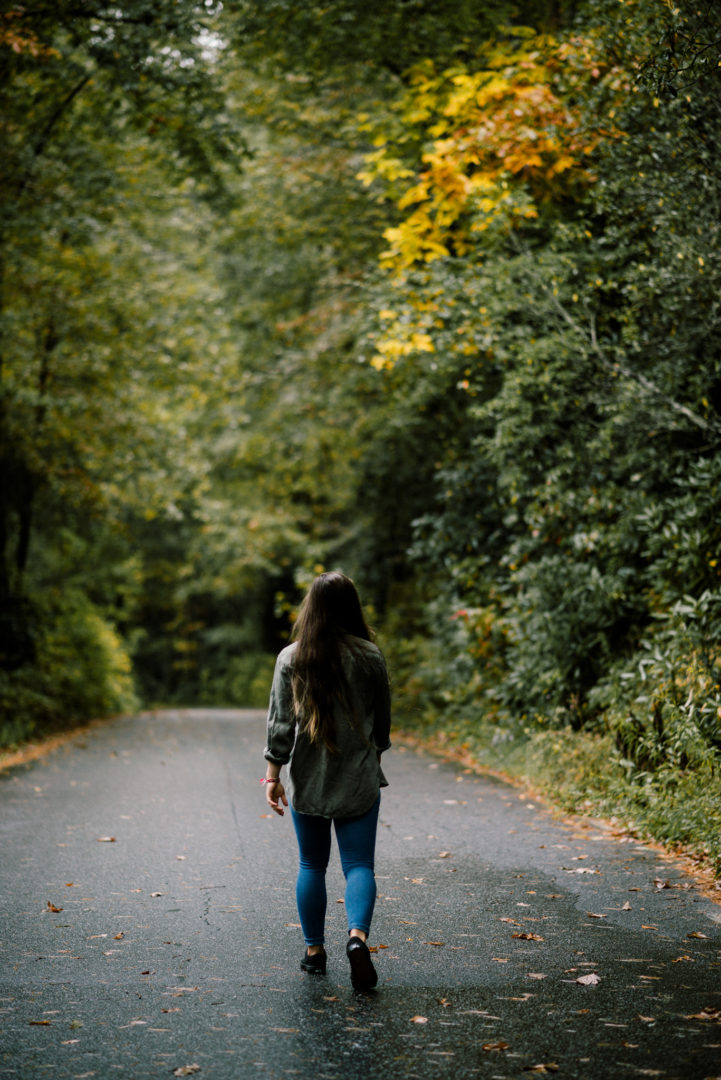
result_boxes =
[260,777,280,784]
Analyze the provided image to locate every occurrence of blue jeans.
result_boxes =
[290,794,381,947]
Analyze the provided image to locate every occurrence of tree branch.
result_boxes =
[16,71,93,201]
[516,245,718,435]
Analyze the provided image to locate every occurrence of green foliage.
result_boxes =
[0,1,252,737]
[590,591,721,774]
[231,0,525,76]
[199,651,277,709]
[331,0,721,870]
[356,0,721,715]
[522,728,721,872]
[0,589,137,747]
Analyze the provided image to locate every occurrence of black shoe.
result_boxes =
[301,948,327,974]
[346,937,377,990]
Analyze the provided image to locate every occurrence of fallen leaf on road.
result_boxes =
[684,1008,720,1021]
[587,912,606,919]
[512,932,544,941]
[636,1015,656,1023]
[641,925,658,931]
[173,1067,201,1077]
[621,901,632,911]
[150,892,164,898]
[29,1020,52,1025]
[672,955,693,963]
[96,837,116,843]
[423,941,445,947]
[410,1016,428,1024]
[523,1065,559,1074]
[500,917,521,925]
[526,973,547,980]
[575,972,601,985]
[482,1041,509,1052]
[438,998,451,1007]
[491,957,510,963]
[46,901,63,913]
[114,932,124,940]
[438,852,452,858]
[687,931,708,939]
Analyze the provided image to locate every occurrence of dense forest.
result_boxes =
[2,1,720,868]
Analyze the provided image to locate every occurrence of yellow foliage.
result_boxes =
[359,30,616,276]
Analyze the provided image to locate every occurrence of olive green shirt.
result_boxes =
[264,637,391,818]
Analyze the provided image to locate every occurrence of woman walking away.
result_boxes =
[263,571,391,991]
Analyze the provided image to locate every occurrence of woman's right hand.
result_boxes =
[266,780,288,817]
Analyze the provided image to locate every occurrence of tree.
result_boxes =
[349,0,721,766]
[0,1,247,731]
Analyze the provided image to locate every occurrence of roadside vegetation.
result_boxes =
[1,1,720,872]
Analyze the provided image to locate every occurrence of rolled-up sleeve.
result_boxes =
[264,649,297,765]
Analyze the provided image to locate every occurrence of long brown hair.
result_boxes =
[291,571,373,750]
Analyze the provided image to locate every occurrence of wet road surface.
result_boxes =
[1,708,720,1079]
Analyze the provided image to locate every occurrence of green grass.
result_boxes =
[396,710,721,879]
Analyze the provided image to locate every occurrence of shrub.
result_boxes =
[0,589,137,748]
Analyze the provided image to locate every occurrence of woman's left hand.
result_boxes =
[266,780,288,816]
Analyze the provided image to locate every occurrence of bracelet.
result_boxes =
[260,777,281,784]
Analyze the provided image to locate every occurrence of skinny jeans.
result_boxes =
[290,794,381,947]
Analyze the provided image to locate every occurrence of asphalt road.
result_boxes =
[1,708,720,1080]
